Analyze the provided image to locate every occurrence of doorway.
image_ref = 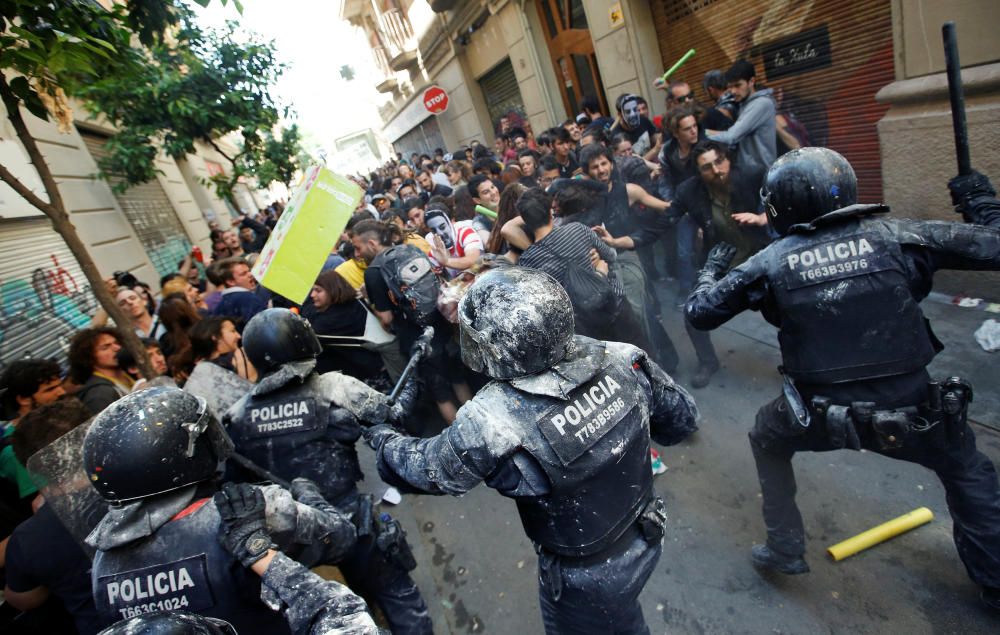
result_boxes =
[536,0,607,118]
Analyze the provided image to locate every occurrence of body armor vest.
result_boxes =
[491,345,652,557]
[227,374,362,505]
[769,217,937,384]
[92,499,290,634]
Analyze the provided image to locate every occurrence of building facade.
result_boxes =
[341,0,664,156]
[0,99,257,370]
[348,0,999,298]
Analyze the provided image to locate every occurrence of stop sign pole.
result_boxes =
[423,86,449,115]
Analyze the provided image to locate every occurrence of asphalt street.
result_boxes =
[357,283,1000,634]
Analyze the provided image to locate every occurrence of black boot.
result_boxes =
[751,544,810,575]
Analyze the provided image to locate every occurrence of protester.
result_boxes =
[468,173,499,244]
[0,359,66,513]
[706,59,776,174]
[517,149,540,187]
[117,337,169,381]
[185,316,257,382]
[5,399,102,635]
[156,293,203,368]
[610,93,660,158]
[548,126,579,178]
[303,269,382,379]
[211,257,269,328]
[68,327,132,414]
[424,204,484,277]
[351,220,472,424]
[486,182,527,257]
[701,69,737,131]
[115,287,165,339]
[672,139,769,387]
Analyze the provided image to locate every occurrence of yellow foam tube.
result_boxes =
[827,507,934,561]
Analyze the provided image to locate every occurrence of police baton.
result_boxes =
[942,22,971,176]
[228,451,292,490]
[389,326,434,404]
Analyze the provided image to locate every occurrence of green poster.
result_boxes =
[252,166,362,304]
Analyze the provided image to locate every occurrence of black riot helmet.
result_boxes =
[242,308,322,375]
[459,267,574,380]
[97,611,236,634]
[762,147,858,236]
[83,387,233,505]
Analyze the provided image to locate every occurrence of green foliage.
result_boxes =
[81,7,286,199]
[2,0,282,199]
[242,123,304,190]
[0,1,137,127]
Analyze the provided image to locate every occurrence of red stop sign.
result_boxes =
[423,86,449,115]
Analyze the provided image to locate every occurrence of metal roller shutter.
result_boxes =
[478,59,525,133]
[80,130,192,277]
[393,115,446,159]
[0,218,99,371]
[651,0,893,201]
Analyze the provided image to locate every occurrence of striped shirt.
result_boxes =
[518,222,623,298]
[426,220,484,276]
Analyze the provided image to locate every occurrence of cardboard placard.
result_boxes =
[252,166,362,303]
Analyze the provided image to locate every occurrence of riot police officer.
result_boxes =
[97,482,382,635]
[685,148,1000,609]
[225,308,432,635]
[84,387,357,632]
[365,267,699,634]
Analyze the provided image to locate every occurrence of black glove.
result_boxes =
[410,326,435,358]
[363,423,398,451]
[289,477,338,516]
[389,375,421,426]
[214,482,275,568]
[948,170,995,208]
[703,242,737,278]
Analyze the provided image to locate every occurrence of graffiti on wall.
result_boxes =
[147,236,192,279]
[0,254,97,372]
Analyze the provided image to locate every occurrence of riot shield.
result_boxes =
[183,361,253,418]
[25,419,107,558]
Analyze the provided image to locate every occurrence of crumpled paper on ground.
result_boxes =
[974,319,1000,352]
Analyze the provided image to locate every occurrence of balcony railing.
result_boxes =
[372,45,398,93]
[379,8,418,71]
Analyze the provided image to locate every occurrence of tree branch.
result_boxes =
[0,161,54,215]
[207,137,235,163]
[0,74,69,220]
[0,72,155,380]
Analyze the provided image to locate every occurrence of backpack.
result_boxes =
[559,257,618,335]
[372,244,441,326]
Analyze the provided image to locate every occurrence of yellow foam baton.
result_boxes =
[661,48,696,82]
[827,507,934,561]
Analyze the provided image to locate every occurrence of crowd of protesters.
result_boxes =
[0,58,806,632]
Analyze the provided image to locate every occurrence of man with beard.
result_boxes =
[416,169,452,202]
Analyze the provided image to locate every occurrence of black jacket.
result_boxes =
[671,166,769,249]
